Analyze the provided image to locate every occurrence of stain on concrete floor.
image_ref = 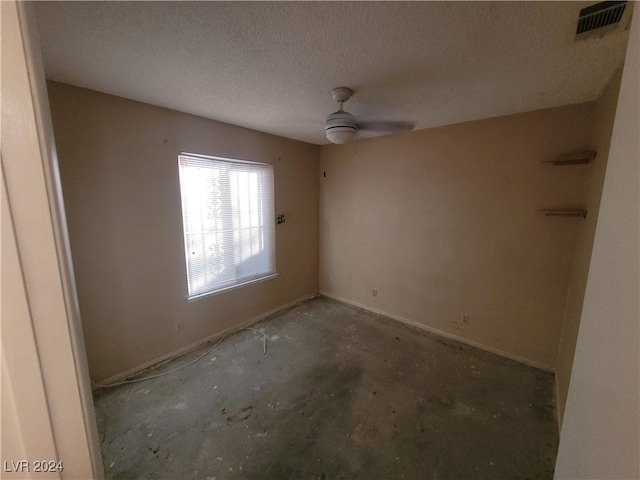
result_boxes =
[93,296,558,479]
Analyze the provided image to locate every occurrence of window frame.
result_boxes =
[177,152,278,301]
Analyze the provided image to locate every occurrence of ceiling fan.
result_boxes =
[324,87,414,144]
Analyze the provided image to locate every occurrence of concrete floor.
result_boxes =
[94,296,558,479]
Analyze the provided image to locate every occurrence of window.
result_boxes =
[178,153,276,299]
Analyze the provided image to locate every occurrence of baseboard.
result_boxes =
[319,291,555,373]
[555,374,563,432]
[93,293,318,388]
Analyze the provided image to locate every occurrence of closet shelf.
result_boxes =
[539,209,588,218]
[542,151,596,165]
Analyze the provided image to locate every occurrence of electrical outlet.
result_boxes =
[175,321,184,333]
[461,314,470,325]
[372,288,378,297]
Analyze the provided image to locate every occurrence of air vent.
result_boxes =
[576,1,627,35]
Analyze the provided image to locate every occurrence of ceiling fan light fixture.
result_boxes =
[325,110,357,144]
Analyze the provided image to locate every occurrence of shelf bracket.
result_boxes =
[539,209,588,218]
[542,151,596,165]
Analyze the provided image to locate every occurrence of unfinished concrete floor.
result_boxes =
[94,296,558,479]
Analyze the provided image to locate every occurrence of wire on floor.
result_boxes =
[91,327,268,389]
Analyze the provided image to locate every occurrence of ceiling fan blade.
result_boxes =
[356,120,415,133]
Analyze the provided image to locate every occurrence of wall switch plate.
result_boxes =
[461,314,470,325]
[372,288,378,297]
[175,321,184,333]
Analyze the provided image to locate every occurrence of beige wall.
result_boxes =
[555,10,639,478]
[556,8,640,479]
[47,82,320,382]
[554,70,621,425]
[319,104,597,370]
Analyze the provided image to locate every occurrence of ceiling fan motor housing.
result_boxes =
[325,110,357,144]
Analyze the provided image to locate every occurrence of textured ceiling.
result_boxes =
[35,1,632,145]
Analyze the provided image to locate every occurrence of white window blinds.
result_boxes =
[178,154,276,299]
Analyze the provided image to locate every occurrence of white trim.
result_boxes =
[320,291,555,373]
[3,2,103,477]
[94,293,317,387]
[188,273,279,301]
[555,374,562,432]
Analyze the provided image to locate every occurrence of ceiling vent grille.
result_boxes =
[576,1,627,35]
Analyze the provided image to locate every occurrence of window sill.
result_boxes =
[187,273,279,302]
